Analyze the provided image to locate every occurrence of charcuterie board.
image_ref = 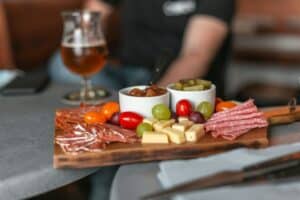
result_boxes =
[54,108,290,169]
[54,105,300,169]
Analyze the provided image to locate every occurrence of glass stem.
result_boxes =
[80,77,93,103]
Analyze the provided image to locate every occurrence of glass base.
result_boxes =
[61,87,111,105]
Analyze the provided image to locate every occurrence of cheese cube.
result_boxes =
[185,124,205,142]
[153,119,176,132]
[172,123,186,132]
[142,132,169,144]
[172,120,194,132]
[161,127,186,144]
[177,117,189,123]
[181,120,194,127]
[143,118,158,126]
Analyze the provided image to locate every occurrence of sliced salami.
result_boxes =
[205,112,263,126]
[206,99,268,141]
[209,106,258,122]
[210,99,255,119]
[205,117,267,131]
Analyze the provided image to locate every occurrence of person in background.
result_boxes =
[49,0,235,199]
[49,0,235,98]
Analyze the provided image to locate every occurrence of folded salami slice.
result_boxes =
[209,106,258,122]
[210,99,255,119]
[205,117,267,131]
[205,99,268,141]
[217,121,268,135]
[205,112,263,126]
[221,129,251,140]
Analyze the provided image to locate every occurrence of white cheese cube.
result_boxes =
[143,118,158,126]
[153,119,176,131]
[172,121,194,132]
[161,127,186,144]
[172,123,186,132]
[142,132,169,144]
[185,124,205,142]
[180,120,194,128]
[177,117,189,123]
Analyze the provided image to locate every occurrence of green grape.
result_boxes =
[152,104,171,120]
[197,101,214,120]
[136,123,153,137]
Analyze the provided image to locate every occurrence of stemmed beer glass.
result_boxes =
[61,11,109,104]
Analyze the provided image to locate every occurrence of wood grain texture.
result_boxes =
[54,127,268,168]
[53,126,273,167]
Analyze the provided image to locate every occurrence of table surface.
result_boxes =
[110,118,300,200]
[2,83,300,200]
[0,84,116,200]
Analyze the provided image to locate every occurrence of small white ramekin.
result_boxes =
[167,84,216,112]
[119,85,170,118]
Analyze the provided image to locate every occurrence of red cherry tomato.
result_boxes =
[119,112,143,129]
[216,101,237,112]
[176,99,193,116]
[84,111,107,124]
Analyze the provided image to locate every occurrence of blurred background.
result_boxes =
[1,0,300,199]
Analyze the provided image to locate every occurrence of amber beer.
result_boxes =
[61,42,108,77]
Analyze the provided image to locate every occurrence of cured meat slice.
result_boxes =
[55,105,139,154]
[209,106,258,122]
[221,129,250,140]
[210,99,255,119]
[205,112,264,126]
[210,120,267,139]
[205,117,267,131]
[205,99,268,141]
[219,122,267,135]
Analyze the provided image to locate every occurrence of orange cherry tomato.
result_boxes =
[216,101,237,112]
[84,111,107,124]
[100,102,120,120]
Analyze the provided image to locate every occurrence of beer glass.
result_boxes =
[61,11,109,104]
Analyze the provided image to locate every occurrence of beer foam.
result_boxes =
[62,40,106,48]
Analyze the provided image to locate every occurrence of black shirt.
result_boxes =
[104,0,235,96]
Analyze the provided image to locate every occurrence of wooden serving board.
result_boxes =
[54,128,267,168]
[54,107,294,168]
[53,128,268,168]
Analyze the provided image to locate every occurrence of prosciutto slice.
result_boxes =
[55,104,139,154]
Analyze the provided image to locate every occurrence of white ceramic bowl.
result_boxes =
[167,84,216,112]
[119,85,170,118]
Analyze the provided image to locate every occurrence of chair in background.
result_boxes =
[230,0,300,106]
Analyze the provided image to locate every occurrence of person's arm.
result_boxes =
[0,3,15,69]
[157,16,228,86]
[157,0,235,86]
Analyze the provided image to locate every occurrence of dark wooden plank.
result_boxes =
[54,126,268,168]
